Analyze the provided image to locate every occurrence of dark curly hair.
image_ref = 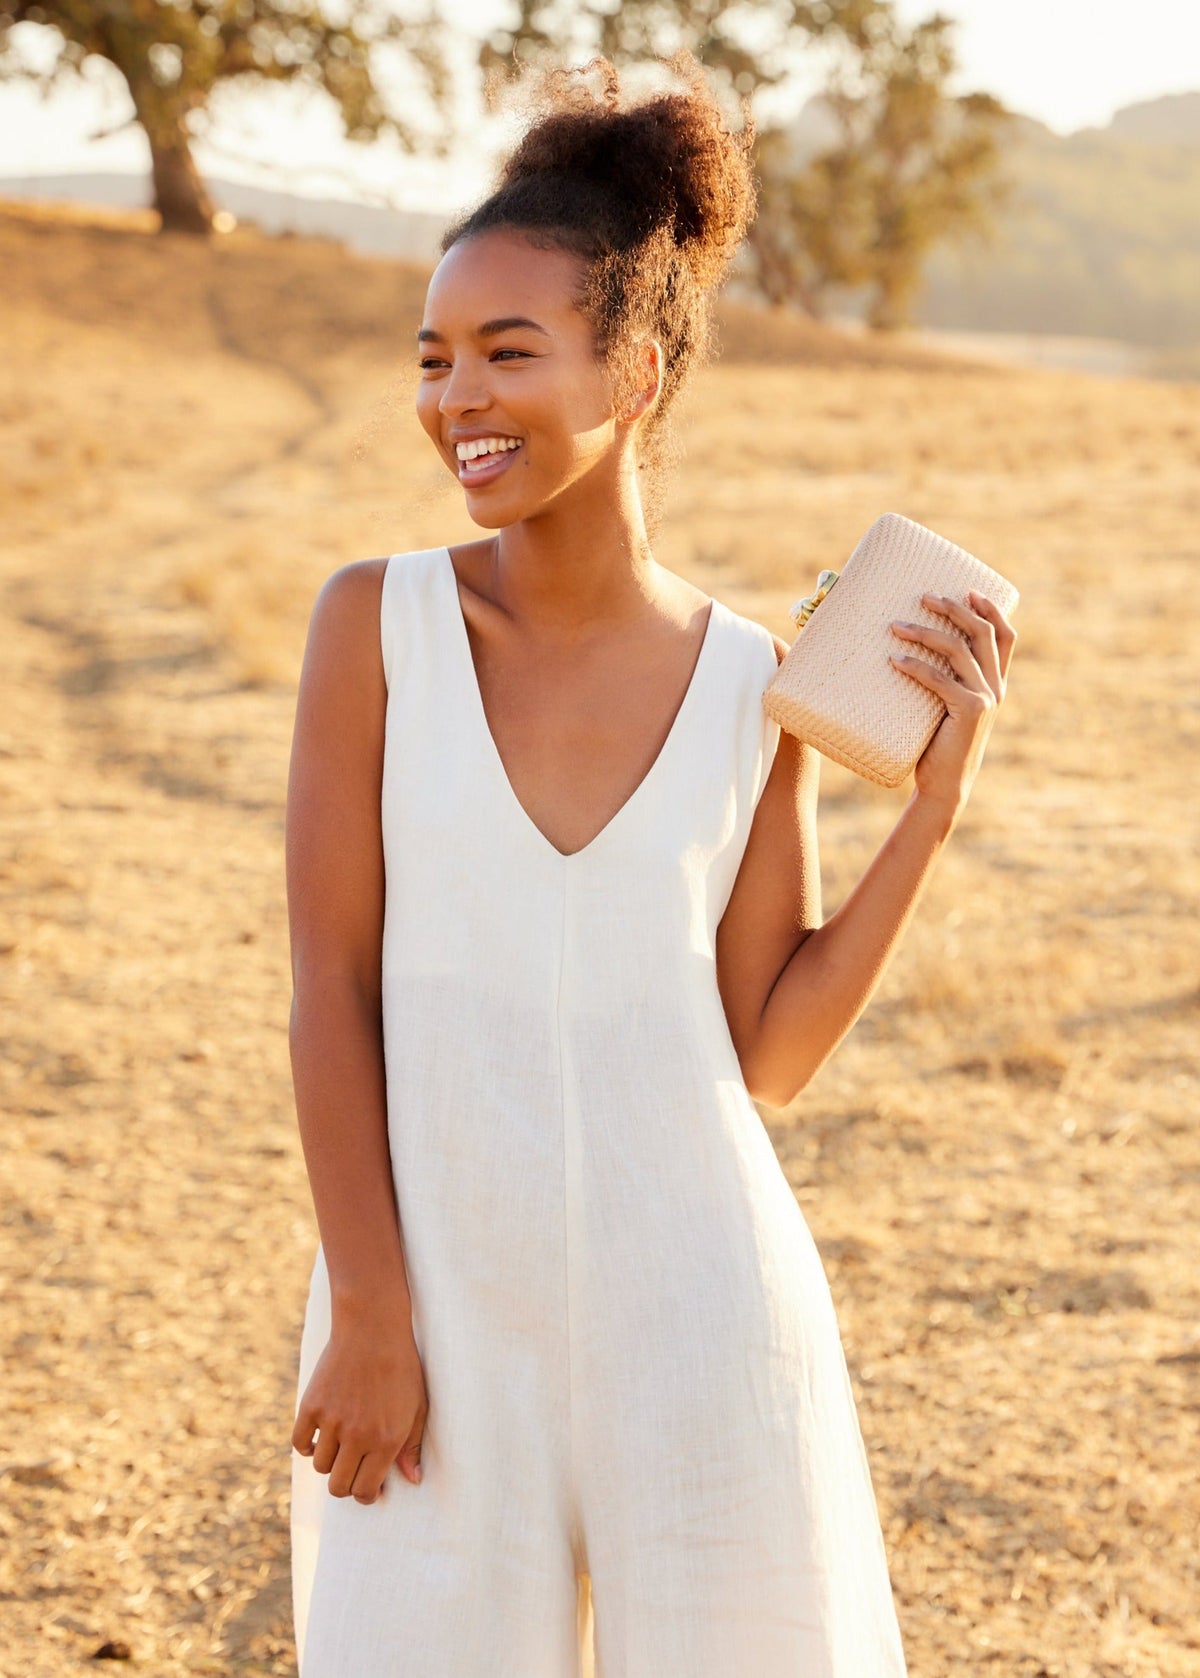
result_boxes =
[440,52,757,527]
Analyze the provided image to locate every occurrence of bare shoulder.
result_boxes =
[292,558,395,752]
[309,555,390,626]
[760,628,819,800]
[646,563,716,632]
[759,630,813,777]
[288,561,392,975]
[300,557,390,671]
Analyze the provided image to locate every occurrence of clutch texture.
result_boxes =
[762,512,1020,787]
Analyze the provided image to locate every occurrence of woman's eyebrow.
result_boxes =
[417,316,552,343]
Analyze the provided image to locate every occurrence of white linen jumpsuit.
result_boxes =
[290,545,909,1677]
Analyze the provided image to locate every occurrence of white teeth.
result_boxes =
[455,437,521,461]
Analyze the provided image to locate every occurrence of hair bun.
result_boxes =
[495,53,756,290]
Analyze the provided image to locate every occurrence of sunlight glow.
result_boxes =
[0,1,1196,209]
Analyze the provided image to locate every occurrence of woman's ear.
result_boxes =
[619,339,664,423]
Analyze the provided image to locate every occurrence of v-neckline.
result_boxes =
[440,546,721,864]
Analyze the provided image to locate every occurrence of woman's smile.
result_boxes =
[453,434,525,486]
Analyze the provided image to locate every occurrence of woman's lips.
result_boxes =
[456,443,523,486]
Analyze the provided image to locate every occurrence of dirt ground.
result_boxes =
[1,201,1197,1677]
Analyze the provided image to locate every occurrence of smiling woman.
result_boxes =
[410,58,755,532]
[285,41,1013,1678]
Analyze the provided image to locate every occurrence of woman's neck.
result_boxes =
[487,462,661,637]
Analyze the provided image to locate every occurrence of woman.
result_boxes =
[286,52,1015,1678]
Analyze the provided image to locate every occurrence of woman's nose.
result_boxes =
[438,362,489,417]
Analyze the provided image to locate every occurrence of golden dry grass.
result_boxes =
[1,199,1197,1676]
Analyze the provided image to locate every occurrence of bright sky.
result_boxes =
[0,0,1197,212]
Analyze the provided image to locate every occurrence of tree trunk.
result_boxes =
[148,133,216,234]
[746,222,824,318]
[122,65,215,235]
[867,266,917,331]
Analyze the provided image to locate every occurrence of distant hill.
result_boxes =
[914,100,1200,359]
[2,89,1199,364]
[1106,89,1200,145]
[0,170,447,262]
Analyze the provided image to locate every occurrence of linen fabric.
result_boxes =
[290,545,910,1677]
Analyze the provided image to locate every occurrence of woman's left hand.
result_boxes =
[889,589,1018,821]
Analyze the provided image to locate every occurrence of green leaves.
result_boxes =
[489,0,1015,330]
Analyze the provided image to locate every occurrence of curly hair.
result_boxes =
[440,52,757,527]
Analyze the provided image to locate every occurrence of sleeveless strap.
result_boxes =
[380,546,446,691]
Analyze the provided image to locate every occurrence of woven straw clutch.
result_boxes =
[762,512,1020,787]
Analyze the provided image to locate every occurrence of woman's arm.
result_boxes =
[718,590,1017,1109]
[286,557,428,1502]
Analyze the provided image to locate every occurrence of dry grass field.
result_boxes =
[1,198,1197,1677]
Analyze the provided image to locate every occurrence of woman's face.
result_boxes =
[415,227,638,528]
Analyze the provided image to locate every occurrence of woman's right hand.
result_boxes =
[292,1312,429,1504]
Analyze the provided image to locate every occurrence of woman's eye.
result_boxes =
[417,342,533,369]
[417,349,530,370]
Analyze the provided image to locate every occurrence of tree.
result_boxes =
[0,0,450,234]
[481,0,1013,328]
[809,11,1014,328]
[480,0,891,114]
